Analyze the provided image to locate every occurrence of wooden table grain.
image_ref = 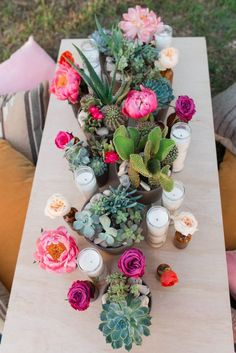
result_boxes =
[1,38,234,353]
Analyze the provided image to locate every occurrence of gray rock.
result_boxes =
[119,175,130,187]
[102,293,108,305]
[127,277,142,285]
[139,295,149,308]
[100,241,108,248]
[90,193,103,203]
[118,161,128,176]
[140,181,151,191]
[103,189,111,196]
[96,127,109,136]
[137,284,150,295]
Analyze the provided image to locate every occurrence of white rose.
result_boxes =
[158,47,179,70]
[44,194,71,219]
[174,211,198,236]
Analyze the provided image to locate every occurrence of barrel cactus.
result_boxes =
[99,295,151,351]
[144,78,174,108]
[136,121,157,140]
[102,105,125,132]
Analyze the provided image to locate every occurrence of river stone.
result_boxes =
[137,284,150,295]
[139,295,149,308]
[118,161,128,176]
[78,110,88,127]
[90,193,103,203]
[103,189,111,196]
[140,181,151,191]
[127,277,142,285]
[102,293,108,305]
[96,127,109,136]
[119,175,130,187]
[99,241,108,248]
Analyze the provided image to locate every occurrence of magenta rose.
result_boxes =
[175,95,196,122]
[122,86,158,119]
[67,280,95,311]
[118,248,146,278]
[34,226,79,273]
[55,131,74,149]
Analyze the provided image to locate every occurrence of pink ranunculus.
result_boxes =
[67,280,95,311]
[122,86,158,119]
[119,6,164,43]
[55,131,74,149]
[118,248,146,278]
[104,151,119,164]
[175,95,196,122]
[50,63,81,104]
[34,226,79,273]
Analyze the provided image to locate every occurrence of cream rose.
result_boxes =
[45,194,71,219]
[174,212,198,236]
[157,47,179,70]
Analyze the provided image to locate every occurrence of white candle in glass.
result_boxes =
[81,39,101,78]
[77,248,107,283]
[155,25,173,50]
[171,122,191,172]
[162,180,185,212]
[146,206,170,248]
[74,166,98,201]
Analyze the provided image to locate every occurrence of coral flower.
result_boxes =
[34,226,79,273]
[119,6,164,43]
[160,270,178,287]
[58,50,74,67]
[50,63,81,104]
[122,86,158,119]
[104,151,119,164]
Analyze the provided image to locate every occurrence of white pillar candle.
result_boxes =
[162,180,185,213]
[146,206,170,248]
[77,248,107,283]
[81,39,101,78]
[171,122,191,172]
[74,166,98,201]
[155,25,173,50]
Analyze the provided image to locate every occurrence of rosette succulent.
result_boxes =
[73,210,100,239]
[99,295,151,351]
[89,156,107,177]
[144,77,174,108]
[98,215,118,246]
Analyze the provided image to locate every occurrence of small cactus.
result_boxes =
[89,157,108,177]
[128,165,140,188]
[80,94,101,111]
[102,105,125,132]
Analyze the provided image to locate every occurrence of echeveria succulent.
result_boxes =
[98,215,118,246]
[73,210,99,239]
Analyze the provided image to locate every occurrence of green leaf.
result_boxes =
[105,335,112,343]
[144,140,152,165]
[113,125,128,139]
[127,127,140,147]
[156,139,175,161]
[143,326,151,336]
[113,80,131,105]
[113,136,134,160]
[148,127,162,155]
[130,154,150,178]
[159,171,174,192]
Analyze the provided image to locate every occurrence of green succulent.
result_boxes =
[84,114,102,134]
[89,197,106,216]
[80,94,101,111]
[106,272,130,303]
[113,126,175,191]
[162,144,178,166]
[98,215,118,246]
[87,136,108,157]
[102,105,126,132]
[73,210,100,239]
[65,144,91,171]
[89,157,107,177]
[119,223,144,244]
[144,78,174,108]
[116,210,129,224]
[128,209,143,224]
[99,295,151,351]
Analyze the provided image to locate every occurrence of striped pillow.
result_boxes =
[0,81,49,164]
[0,282,9,342]
[213,83,236,155]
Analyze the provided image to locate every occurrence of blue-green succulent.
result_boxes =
[73,210,100,239]
[98,215,118,246]
[144,77,174,108]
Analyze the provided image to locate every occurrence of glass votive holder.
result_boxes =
[77,247,108,285]
[170,122,191,173]
[162,180,185,221]
[155,25,173,50]
[146,206,170,248]
[74,166,98,201]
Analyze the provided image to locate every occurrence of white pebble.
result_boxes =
[137,284,150,295]
[96,127,109,136]
[140,181,151,191]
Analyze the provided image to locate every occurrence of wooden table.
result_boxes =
[1,38,234,353]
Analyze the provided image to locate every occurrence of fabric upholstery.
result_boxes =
[0,36,55,95]
[0,139,35,291]
[0,282,9,340]
[0,81,49,164]
[226,251,236,301]
[219,149,236,250]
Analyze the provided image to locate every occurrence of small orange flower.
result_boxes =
[59,50,74,67]
[160,270,178,287]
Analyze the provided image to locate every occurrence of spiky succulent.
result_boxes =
[89,157,108,177]
[65,144,90,171]
[99,295,151,351]
[106,272,130,303]
[162,144,178,166]
[102,105,126,132]
[144,78,174,108]
[80,94,101,111]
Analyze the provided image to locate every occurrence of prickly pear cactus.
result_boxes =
[102,105,125,132]
[162,144,178,166]
[128,165,140,188]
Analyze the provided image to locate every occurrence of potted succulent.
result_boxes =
[72,185,144,254]
[113,125,177,204]
[99,248,152,351]
[54,131,109,187]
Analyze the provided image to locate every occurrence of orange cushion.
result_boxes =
[219,149,236,250]
[0,139,35,290]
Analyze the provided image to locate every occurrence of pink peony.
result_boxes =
[104,151,119,164]
[175,96,196,122]
[50,63,81,104]
[55,131,74,149]
[119,6,164,43]
[118,248,146,278]
[34,226,79,273]
[122,86,158,119]
[67,280,95,311]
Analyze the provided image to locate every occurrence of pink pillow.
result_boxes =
[226,251,236,300]
[0,36,56,95]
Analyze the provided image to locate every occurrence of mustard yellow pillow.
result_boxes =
[0,139,35,290]
[219,149,236,250]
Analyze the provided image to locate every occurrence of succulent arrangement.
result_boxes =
[144,77,174,108]
[113,125,176,192]
[73,185,144,248]
[99,249,151,351]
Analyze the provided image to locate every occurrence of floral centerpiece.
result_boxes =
[99,248,152,351]
[72,185,144,253]
[113,125,177,204]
